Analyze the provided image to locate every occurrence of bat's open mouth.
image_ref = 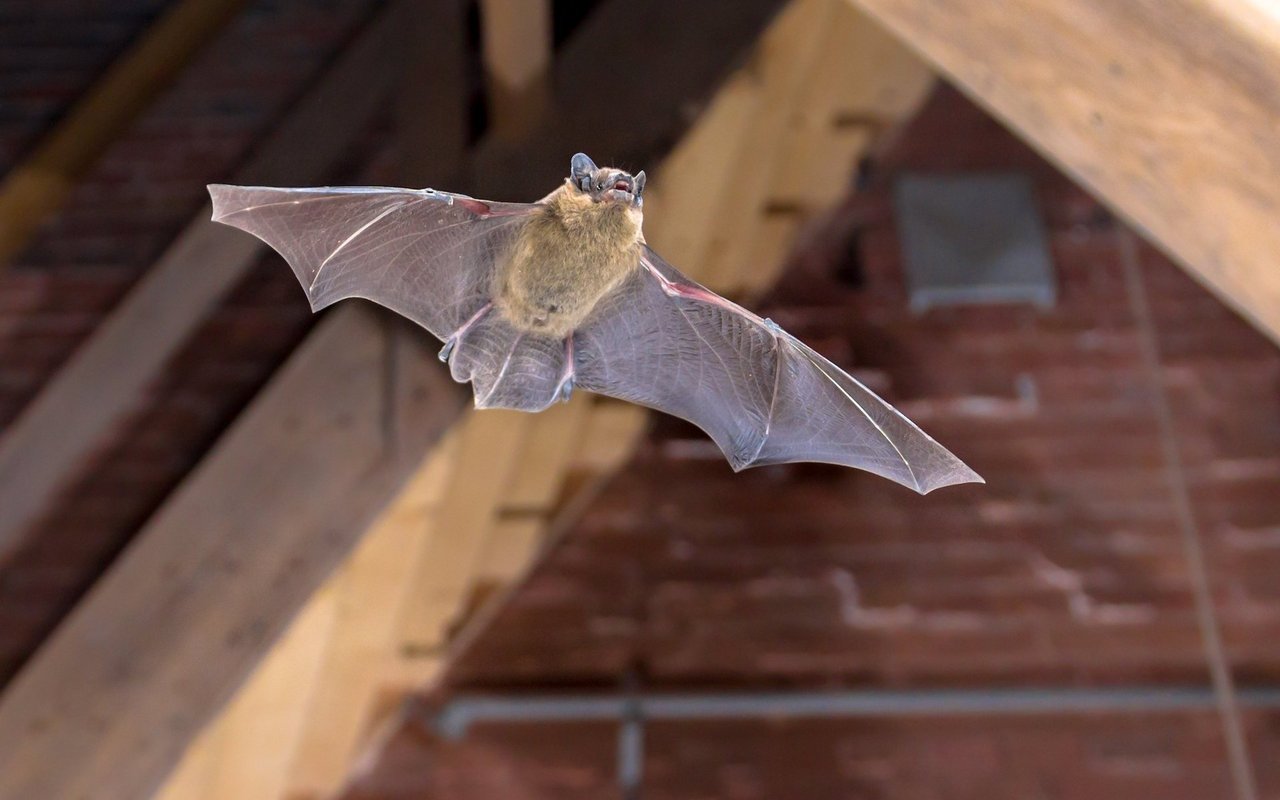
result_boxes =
[606,177,634,202]
[590,172,640,205]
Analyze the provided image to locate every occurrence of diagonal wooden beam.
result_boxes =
[478,0,553,140]
[0,0,249,267]
[0,7,403,566]
[0,305,466,800]
[466,0,793,200]
[0,2,790,798]
[846,0,1280,346]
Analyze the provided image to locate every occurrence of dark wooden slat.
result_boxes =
[0,8,402,566]
[468,0,787,199]
[0,0,250,268]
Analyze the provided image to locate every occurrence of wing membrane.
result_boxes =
[208,185,533,341]
[574,246,982,494]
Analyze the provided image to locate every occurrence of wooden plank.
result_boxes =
[262,404,592,800]
[479,0,553,139]
[276,438,456,800]
[0,0,249,267]
[0,8,402,566]
[468,0,788,200]
[501,396,592,511]
[846,0,1280,345]
[640,67,762,277]
[0,306,467,800]
[156,432,460,800]
[768,0,932,211]
[741,0,933,292]
[396,0,468,185]
[697,0,833,290]
[394,410,533,656]
[158,587,338,800]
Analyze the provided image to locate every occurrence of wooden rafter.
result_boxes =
[847,0,1280,346]
[0,0,249,268]
[479,0,553,139]
[0,3,789,799]
[151,3,937,799]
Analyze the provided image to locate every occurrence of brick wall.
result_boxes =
[372,86,1280,798]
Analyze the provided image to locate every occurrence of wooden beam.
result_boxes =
[0,0,249,267]
[155,396,640,800]
[846,0,1280,346]
[396,0,468,184]
[0,305,467,800]
[0,8,403,566]
[0,3,790,798]
[479,0,553,139]
[157,436,457,800]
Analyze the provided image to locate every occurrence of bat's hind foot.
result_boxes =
[554,335,576,403]
[438,303,494,364]
[556,377,574,403]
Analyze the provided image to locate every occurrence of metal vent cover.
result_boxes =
[893,173,1056,311]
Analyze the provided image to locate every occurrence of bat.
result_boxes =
[207,153,982,493]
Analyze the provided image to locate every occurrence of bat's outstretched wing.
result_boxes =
[573,246,982,494]
[207,184,535,342]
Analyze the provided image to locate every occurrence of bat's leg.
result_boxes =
[438,302,493,363]
[554,335,575,402]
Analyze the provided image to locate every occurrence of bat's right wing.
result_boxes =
[573,246,982,494]
[207,184,535,342]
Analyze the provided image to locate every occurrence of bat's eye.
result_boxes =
[594,180,605,191]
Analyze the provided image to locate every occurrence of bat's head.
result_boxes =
[568,152,645,209]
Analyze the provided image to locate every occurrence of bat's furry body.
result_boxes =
[207,153,983,494]
[497,180,641,337]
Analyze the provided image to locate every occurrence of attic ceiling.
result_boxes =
[0,1,1277,799]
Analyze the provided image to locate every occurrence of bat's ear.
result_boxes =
[570,152,597,185]
[633,170,646,195]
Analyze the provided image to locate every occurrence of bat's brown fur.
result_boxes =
[495,176,643,338]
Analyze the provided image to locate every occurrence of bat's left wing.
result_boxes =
[573,245,983,494]
[207,184,536,343]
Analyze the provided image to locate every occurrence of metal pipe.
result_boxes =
[432,685,1280,739]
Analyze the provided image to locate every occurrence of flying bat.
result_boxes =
[207,153,982,493]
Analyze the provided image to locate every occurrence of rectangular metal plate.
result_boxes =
[893,173,1057,311]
